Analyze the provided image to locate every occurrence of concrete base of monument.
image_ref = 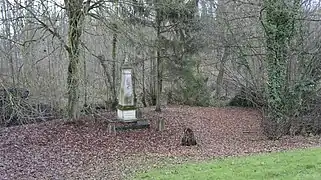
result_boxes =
[106,118,150,133]
[115,119,150,131]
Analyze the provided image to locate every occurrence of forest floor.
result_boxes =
[1,105,321,180]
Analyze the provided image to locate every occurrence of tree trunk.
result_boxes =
[111,0,118,109]
[149,50,156,106]
[142,54,147,107]
[67,53,80,119]
[83,51,88,107]
[155,11,162,112]
[262,0,299,139]
[9,53,15,88]
[155,48,161,112]
[112,29,117,107]
[216,47,229,97]
[98,55,112,104]
[65,0,86,119]
[2,1,15,87]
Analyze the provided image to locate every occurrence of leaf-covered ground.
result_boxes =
[1,106,320,180]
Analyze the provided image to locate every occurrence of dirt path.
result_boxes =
[1,106,320,179]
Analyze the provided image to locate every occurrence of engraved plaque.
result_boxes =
[124,73,133,97]
[123,110,136,120]
[117,109,137,121]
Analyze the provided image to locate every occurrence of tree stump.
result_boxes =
[181,128,197,146]
[107,123,116,134]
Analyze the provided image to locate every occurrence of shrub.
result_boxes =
[228,87,264,107]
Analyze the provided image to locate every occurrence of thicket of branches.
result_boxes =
[0,0,321,139]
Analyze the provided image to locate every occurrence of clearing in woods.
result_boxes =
[0,106,320,179]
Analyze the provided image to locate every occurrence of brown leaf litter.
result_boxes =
[0,105,320,180]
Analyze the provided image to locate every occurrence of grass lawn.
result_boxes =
[134,148,321,180]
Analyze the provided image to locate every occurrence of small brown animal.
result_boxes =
[181,128,197,146]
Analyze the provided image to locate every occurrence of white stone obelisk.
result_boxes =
[117,56,137,122]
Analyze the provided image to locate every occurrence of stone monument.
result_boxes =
[117,59,137,122]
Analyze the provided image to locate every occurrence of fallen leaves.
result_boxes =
[0,105,320,179]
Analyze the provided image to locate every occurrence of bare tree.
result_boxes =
[64,0,90,119]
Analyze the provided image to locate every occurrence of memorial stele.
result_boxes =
[117,57,137,122]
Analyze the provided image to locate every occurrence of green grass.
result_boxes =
[134,148,321,180]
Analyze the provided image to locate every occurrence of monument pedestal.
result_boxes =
[117,108,137,122]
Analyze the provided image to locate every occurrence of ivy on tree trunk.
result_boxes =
[262,0,300,139]
[65,0,87,119]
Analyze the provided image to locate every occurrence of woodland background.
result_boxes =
[1,0,321,139]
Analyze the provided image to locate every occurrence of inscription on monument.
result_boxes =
[124,70,133,97]
[118,109,136,121]
[123,110,136,120]
[123,69,133,105]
